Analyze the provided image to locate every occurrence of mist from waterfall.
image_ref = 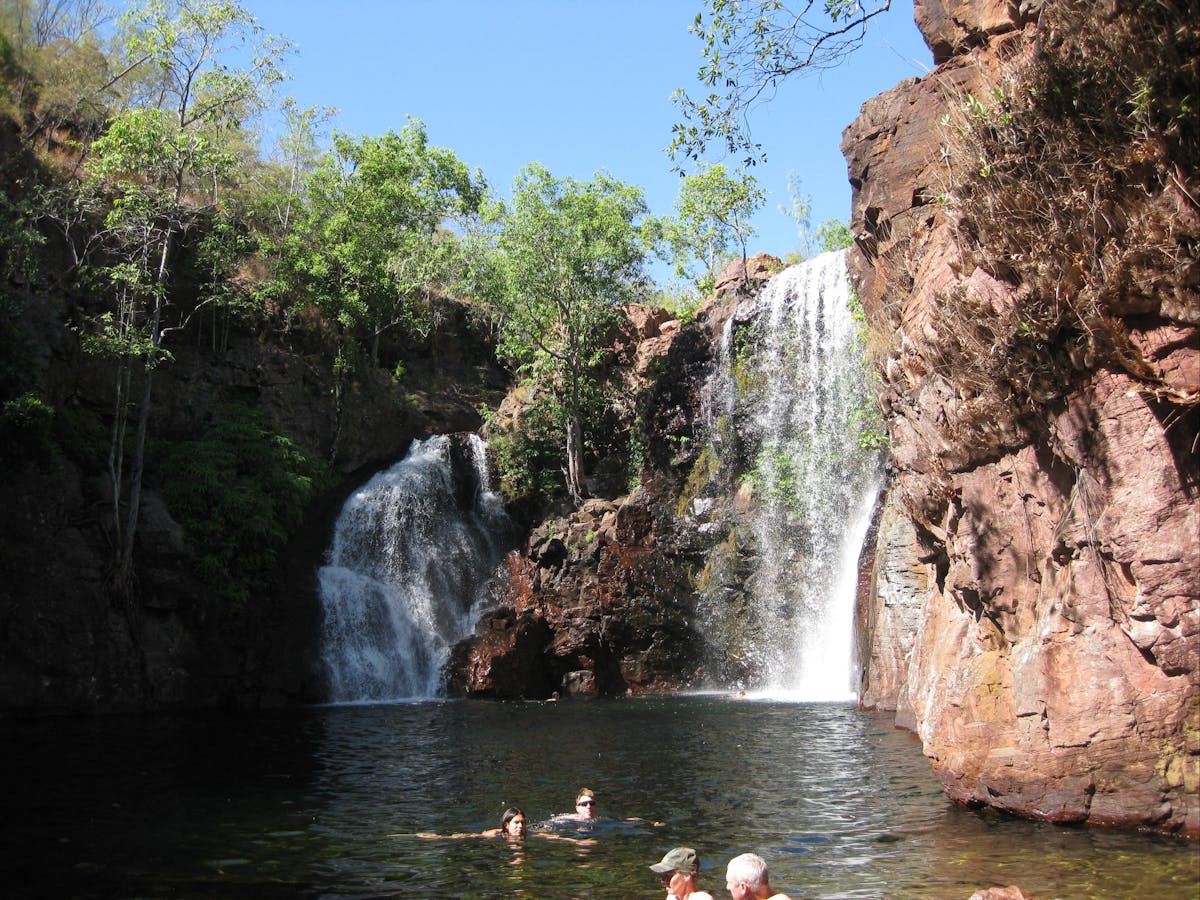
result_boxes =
[318,434,512,702]
[703,249,884,700]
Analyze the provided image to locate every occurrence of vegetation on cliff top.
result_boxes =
[932,0,1199,423]
[0,0,822,604]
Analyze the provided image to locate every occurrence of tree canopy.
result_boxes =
[282,121,485,368]
[477,163,652,503]
[662,162,765,293]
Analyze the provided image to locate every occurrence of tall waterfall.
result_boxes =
[318,434,512,702]
[703,249,883,700]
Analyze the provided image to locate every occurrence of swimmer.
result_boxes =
[410,805,593,845]
[571,787,597,821]
[539,787,598,827]
[724,852,791,900]
[650,846,714,900]
[479,806,527,839]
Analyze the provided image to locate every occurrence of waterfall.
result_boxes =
[318,434,512,702]
[702,249,883,700]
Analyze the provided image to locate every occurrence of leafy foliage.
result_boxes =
[0,177,45,406]
[475,163,652,502]
[281,121,485,367]
[192,211,262,351]
[0,390,55,467]
[0,0,116,140]
[671,0,892,165]
[481,391,563,511]
[778,170,854,261]
[814,217,853,252]
[660,161,765,293]
[157,403,329,608]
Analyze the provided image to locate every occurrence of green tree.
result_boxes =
[252,98,335,238]
[664,161,765,293]
[670,0,892,165]
[78,0,287,592]
[813,217,853,252]
[0,0,117,141]
[287,121,485,369]
[478,163,651,504]
[777,170,855,261]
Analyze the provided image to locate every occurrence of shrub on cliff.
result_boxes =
[155,403,330,609]
[937,0,1198,414]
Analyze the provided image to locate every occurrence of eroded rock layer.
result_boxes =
[844,0,1198,832]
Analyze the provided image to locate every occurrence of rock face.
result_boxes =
[447,299,740,698]
[447,494,703,698]
[844,2,1198,832]
[0,280,506,714]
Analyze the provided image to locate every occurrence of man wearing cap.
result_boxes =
[650,847,715,900]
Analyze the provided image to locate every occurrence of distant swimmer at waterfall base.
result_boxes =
[481,806,528,839]
[650,846,715,900]
[539,787,598,828]
[725,853,792,900]
[412,805,593,844]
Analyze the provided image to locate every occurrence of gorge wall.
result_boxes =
[843,0,1198,832]
[0,259,505,713]
[2,0,1194,842]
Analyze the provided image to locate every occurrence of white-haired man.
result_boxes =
[724,852,791,900]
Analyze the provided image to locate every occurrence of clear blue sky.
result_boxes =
[245,0,932,279]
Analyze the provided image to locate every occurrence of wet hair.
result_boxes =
[575,788,595,803]
[500,806,524,831]
[726,853,769,890]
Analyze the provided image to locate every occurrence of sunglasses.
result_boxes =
[576,799,595,806]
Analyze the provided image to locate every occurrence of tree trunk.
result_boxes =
[566,415,585,505]
[107,355,131,554]
[113,230,172,593]
[115,361,152,591]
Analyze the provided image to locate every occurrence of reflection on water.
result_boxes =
[2,697,1194,898]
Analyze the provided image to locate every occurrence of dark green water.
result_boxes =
[2,696,1195,898]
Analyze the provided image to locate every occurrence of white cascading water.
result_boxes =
[709,249,884,700]
[318,434,511,702]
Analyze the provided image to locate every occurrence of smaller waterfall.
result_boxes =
[318,434,511,702]
[701,249,884,700]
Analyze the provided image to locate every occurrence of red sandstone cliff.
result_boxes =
[845,0,1198,832]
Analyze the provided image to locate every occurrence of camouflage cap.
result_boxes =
[649,846,699,875]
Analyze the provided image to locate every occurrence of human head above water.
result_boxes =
[650,846,700,876]
[500,806,525,837]
[725,852,769,896]
[575,787,596,817]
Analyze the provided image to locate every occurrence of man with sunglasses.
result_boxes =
[536,786,599,830]
[571,788,597,820]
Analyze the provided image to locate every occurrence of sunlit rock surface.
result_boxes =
[844,2,1198,832]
